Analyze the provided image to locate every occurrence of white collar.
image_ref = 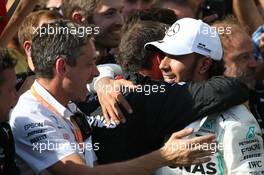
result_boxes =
[32,80,73,119]
[186,116,208,133]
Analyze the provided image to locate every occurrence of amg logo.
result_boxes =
[197,43,211,53]
[249,161,263,168]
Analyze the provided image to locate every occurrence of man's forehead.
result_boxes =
[228,33,254,55]
[96,0,123,12]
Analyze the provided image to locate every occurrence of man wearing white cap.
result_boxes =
[145,18,223,83]
[145,18,264,175]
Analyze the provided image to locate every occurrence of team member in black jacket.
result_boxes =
[0,48,20,175]
[77,20,249,164]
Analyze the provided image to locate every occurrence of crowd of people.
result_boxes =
[0,0,264,175]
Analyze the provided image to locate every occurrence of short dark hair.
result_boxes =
[18,10,63,47]
[61,0,101,23]
[208,60,225,78]
[31,20,91,79]
[0,48,17,86]
[194,53,224,78]
[123,8,177,33]
[118,21,168,72]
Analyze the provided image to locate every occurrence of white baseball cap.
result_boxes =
[144,18,223,61]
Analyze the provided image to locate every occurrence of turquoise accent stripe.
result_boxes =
[217,155,224,175]
[217,129,225,175]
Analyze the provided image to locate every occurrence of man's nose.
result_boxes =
[159,57,170,71]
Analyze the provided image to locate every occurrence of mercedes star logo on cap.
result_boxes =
[166,23,180,37]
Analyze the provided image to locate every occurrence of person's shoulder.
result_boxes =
[12,90,53,116]
[10,91,55,131]
[215,105,261,137]
[12,90,36,111]
[219,105,257,123]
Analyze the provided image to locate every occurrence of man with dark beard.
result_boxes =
[61,0,123,64]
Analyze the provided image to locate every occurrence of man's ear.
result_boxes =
[199,58,212,74]
[23,41,31,56]
[55,58,66,77]
[71,10,85,24]
[24,41,35,71]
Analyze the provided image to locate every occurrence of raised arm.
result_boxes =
[0,0,41,47]
[188,76,249,117]
[233,0,264,35]
[48,128,215,175]
[142,76,249,137]
[86,64,135,125]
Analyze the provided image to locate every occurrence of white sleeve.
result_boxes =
[87,64,123,93]
[223,120,264,175]
[10,114,78,174]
